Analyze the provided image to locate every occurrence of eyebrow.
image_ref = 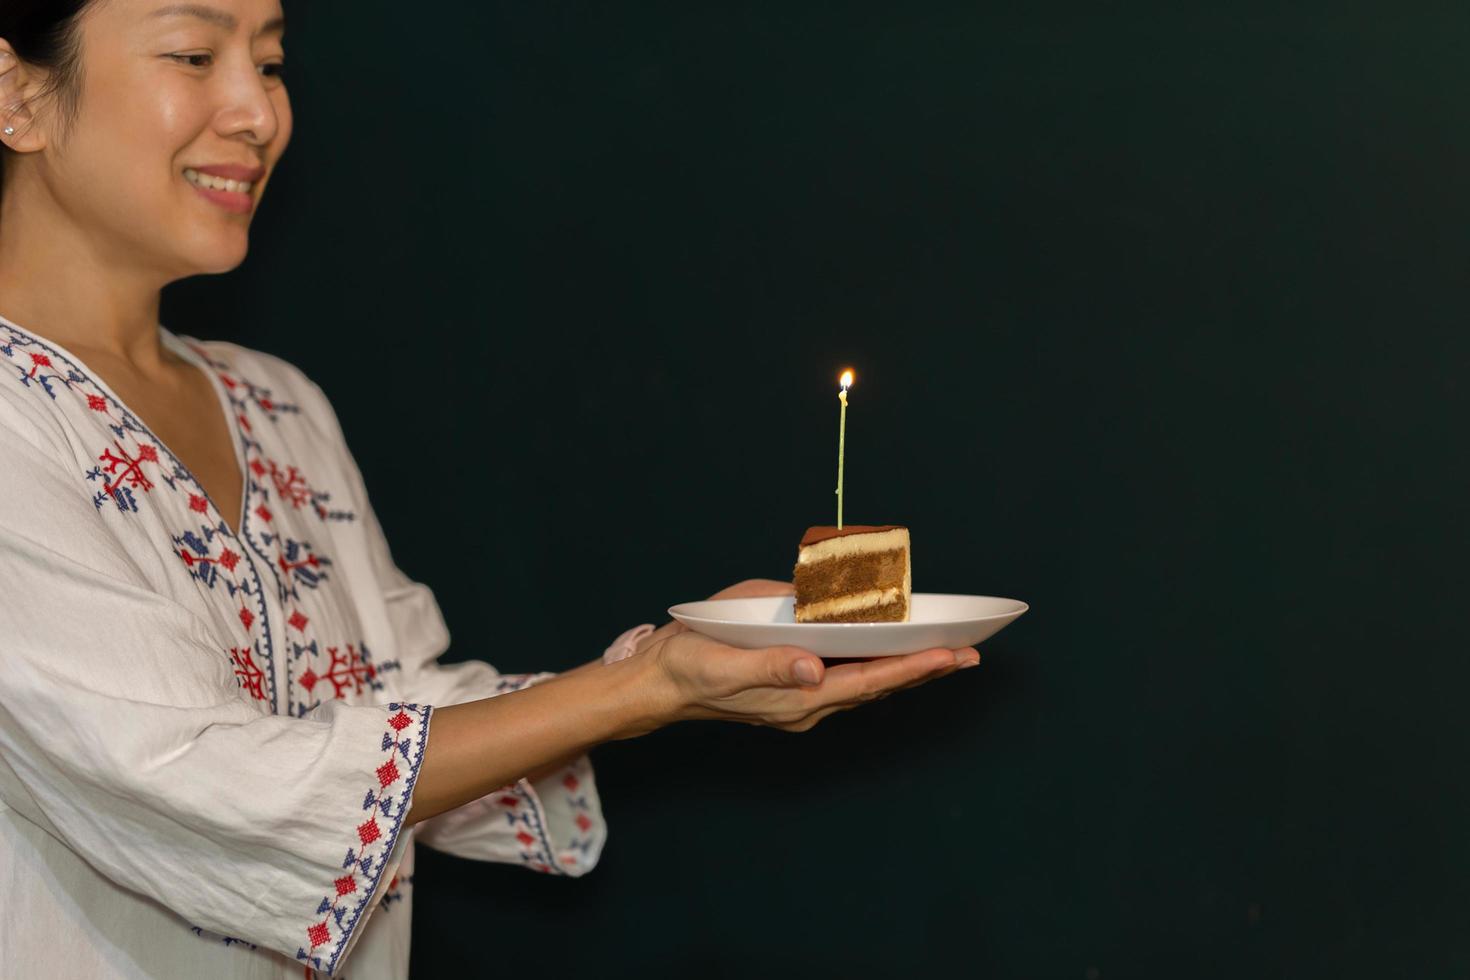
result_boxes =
[148,4,285,36]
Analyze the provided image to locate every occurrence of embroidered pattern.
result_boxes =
[182,342,386,718]
[1,325,280,708]
[378,872,414,912]
[559,768,602,871]
[0,323,600,968]
[91,440,160,512]
[487,753,601,875]
[230,645,269,702]
[300,642,381,702]
[187,925,258,950]
[296,702,430,976]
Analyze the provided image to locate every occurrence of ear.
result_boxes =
[0,41,50,153]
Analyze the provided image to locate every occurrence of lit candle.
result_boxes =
[836,369,853,529]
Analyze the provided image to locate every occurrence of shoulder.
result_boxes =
[170,333,348,444]
[173,334,328,410]
[0,328,87,458]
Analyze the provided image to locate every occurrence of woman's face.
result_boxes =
[40,0,291,278]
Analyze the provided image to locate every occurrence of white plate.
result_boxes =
[667,593,1028,657]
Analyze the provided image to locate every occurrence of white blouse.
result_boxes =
[0,316,606,978]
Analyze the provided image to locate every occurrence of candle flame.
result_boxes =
[840,369,854,389]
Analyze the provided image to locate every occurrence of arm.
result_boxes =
[409,627,979,828]
[301,372,980,835]
[408,653,657,826]
[508,577,796,785]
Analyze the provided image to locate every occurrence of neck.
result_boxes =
[0,168,172,372]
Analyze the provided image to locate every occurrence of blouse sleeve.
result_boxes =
[305,376,607,878]
[0,411,427,977]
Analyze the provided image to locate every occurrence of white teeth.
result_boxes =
[183,168,253,195]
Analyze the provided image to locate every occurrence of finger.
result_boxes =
[811,647,958,704]
[713,643,824,690]
[634,621,683,656]
[790,660,965,728]
[888,652,976,694]
[707,579,796,600]
[829,659,962,708]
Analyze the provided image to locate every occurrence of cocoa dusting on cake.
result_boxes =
[799,525,905,547]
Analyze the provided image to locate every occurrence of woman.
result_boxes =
[0,0,981,976]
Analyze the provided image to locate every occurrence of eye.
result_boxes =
[260,62,286,79]
[169,52,213,68]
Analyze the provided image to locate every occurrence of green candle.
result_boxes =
[836,369,853,528]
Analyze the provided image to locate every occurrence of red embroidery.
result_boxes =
[356,819,381,846]
[230,646,268,701]
[502,762,601,877]
[314,644,375,700]
[268,460,312,509]
[280,553,322,577]
[301,704,427,970]
[98,441,159,498]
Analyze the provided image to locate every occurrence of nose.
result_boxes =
[214,59,284,148]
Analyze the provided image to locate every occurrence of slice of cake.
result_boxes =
[793,525,911,623]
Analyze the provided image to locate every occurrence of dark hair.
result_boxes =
[0,0,97,181]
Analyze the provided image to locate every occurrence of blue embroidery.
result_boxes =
[0,324,278,710]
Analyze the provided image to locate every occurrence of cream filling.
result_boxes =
[797,527,909,564]
[795,587,904,621]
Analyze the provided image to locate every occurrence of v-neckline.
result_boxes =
[0,314,251,541]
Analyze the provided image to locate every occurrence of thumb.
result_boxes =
[774,647,823,687]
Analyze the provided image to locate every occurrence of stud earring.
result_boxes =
[2,126,13,136]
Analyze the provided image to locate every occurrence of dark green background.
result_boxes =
[163,3,1468,976]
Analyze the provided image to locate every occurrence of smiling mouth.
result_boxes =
[183,167,255,195]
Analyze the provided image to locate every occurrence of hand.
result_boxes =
[634,578,797,655]
[641,628,980,733]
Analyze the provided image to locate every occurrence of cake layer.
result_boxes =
[793,524,912,624]
[793,549,908,599]
[796,526,909,566]
[796,588,908,623]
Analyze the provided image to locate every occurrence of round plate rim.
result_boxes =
[668,592,1030,627]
